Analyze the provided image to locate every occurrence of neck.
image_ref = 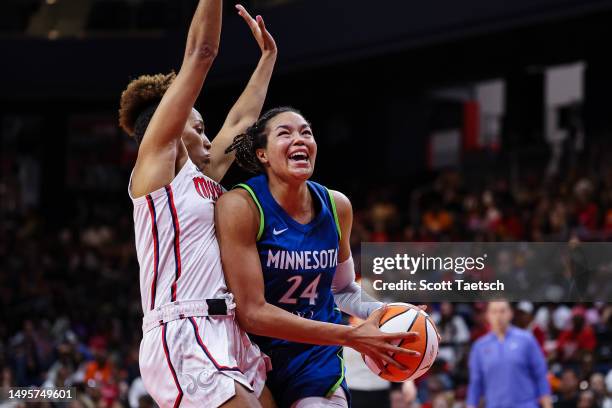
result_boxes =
[177,141,189,172]
[267,173,313,222]
[493,325,510,340]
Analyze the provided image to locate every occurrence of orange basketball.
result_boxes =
[363,302,439,382]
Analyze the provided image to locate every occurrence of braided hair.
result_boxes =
[225,106,304,174]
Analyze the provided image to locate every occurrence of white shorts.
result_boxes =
[139,315,270,408]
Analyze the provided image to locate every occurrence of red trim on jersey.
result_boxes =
[194,178,205,199]
[161,323,183,408]
[188,317,243,373]
[165,185,182,302]
[145,194,160,310]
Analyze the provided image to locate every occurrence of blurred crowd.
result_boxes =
[357,300,611,408]
[350,165,612,244]
[0,158,611,407]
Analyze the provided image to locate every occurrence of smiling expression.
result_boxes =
[256,111,317,182]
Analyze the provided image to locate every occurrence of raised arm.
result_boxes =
[215,189,420,373]
[206,5,277,182]
[131,0,222,198]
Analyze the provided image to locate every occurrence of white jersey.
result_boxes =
[130,158,270,407]
[130,158,226,313]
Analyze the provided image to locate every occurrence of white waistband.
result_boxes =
[142,296,235,333]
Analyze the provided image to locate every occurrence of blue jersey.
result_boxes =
[236,174,350,408]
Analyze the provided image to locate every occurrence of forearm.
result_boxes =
[466,387,482,408]
[183,0,222,63]
[206,53,276,180]
[138,0,220,155]
[334,282,383,320]
[239,301,352,347]
[225,53,277,127]
[331,256,383,320]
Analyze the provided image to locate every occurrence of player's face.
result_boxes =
[182,109,211,171]
[486,301,513,332]
[257,112,317,182]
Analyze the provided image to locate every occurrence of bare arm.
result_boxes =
[206,5,277,182]
[215,189,420,372]
[131,0,222,198]
[334,190,354,263]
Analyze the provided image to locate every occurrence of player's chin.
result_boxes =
[287,165,313,181]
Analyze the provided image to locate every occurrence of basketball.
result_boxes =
[364,303,440,382]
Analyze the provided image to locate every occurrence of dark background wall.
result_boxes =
[2,0,612,219]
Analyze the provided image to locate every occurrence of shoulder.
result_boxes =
[510,326,534,340]
[472,333,494,349]
[216,189,261,238]
[216,188,258,216]
[509,327,541,348]
[328,189,352,217]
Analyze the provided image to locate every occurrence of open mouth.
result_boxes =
[288,151,310,163]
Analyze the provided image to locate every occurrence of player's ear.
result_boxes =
[256,148,268,165]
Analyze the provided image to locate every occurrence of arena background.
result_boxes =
[1,0,611,407]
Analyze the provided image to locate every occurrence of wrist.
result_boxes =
[369,302,385,315]
[261,50,277,61]
[338,325,356,347]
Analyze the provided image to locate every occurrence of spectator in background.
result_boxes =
[553,368,579,407]
[574,178,599,235]
[556,306,597,363]
[469,303,489,342]
[605,369,612,408]
[467,301,552,408]
[589,372,608,407]
[515,301,547,351]
[576,390,596,408]
[389,381,420,408]
[432,302,470,370]
[422,201,453,238]
[534,303,573,343]
[83,336,112,387]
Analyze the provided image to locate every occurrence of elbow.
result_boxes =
[185,43,218,64]
[235,305,262,334]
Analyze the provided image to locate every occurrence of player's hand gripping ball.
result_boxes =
[364,303,440,382]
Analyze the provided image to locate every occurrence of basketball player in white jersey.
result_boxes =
[118,2,277,407]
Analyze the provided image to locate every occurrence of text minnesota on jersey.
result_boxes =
[266,249,339,271]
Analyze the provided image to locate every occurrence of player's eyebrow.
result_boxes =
[275,124,311,131]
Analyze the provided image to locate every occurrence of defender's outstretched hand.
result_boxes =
[236,4,277,55]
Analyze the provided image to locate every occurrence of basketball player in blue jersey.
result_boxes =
[215,107,421,408]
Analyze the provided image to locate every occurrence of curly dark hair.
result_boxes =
[225,107,306,174]
[118,72,176,144]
